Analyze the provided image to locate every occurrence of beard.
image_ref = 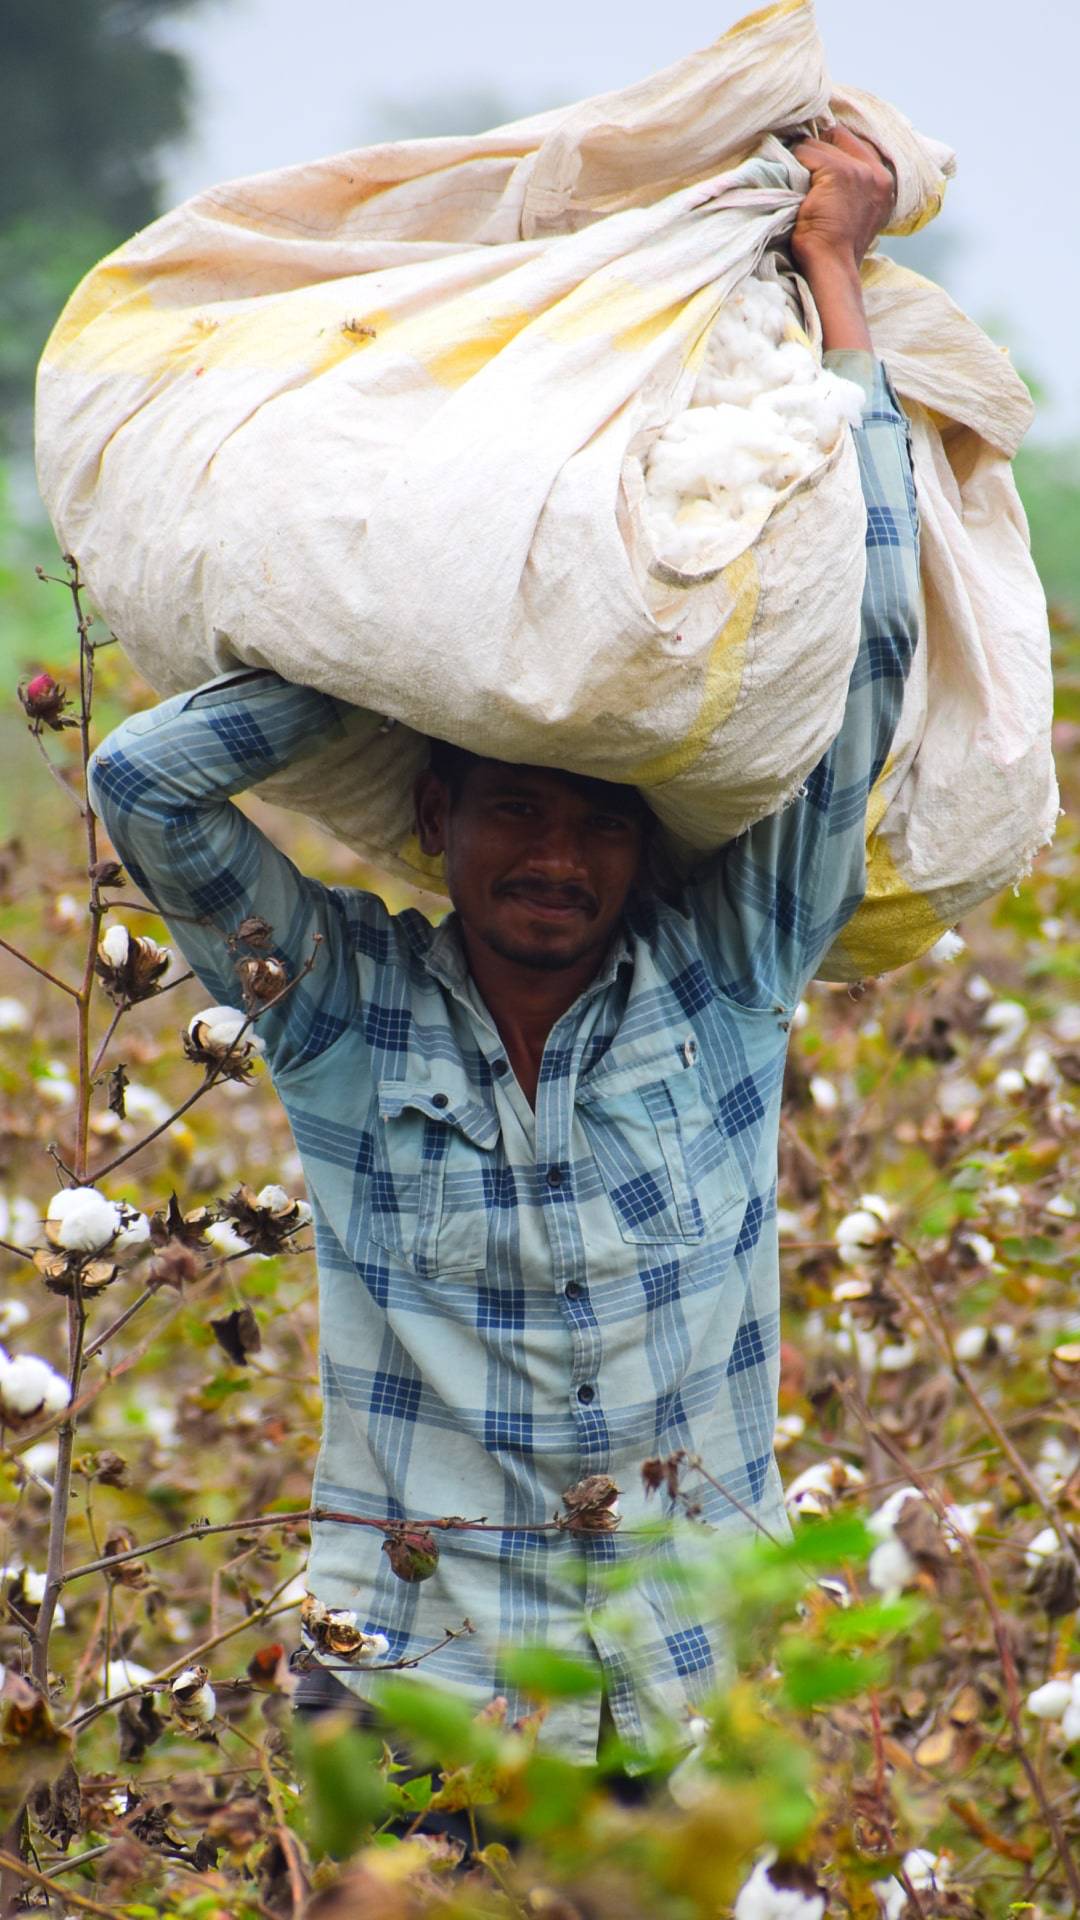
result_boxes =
[475,918,608,973]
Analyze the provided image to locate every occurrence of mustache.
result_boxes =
[497,879,599,915]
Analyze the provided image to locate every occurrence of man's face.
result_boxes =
[414,760,647,975]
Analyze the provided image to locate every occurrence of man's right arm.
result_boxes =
[88,668,375,1072]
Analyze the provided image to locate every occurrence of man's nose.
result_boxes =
[522,820,589,875]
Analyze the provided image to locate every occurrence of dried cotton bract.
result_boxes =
[301,1594,390,1663]
[642,274,864,579]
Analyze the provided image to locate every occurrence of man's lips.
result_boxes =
[498,884,597,920]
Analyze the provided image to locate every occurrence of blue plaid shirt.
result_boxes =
[89,354,918,1758]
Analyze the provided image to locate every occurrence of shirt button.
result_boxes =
[565,1281,583,1300]
[431,1092,449,1109]
[492,1058,509,1077]
[576,1383,595,1404]
[546,1166,563,1188]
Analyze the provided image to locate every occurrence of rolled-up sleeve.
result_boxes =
[689,355,920,1004]
[88,669,373,1071]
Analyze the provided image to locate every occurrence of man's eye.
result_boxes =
[496,799,534,817]
[591,814,632,834]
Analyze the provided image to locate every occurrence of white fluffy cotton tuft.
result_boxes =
[642,273,864,577]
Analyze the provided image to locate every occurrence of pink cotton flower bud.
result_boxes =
[382,1527,440,1583]
[18,672,73,731]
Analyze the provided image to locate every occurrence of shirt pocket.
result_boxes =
[577,1049,743,1248]
[370,1070,498,1278]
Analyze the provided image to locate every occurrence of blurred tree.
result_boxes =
[0,0,210,451]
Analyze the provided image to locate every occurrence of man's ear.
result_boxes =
[413,769,450,857]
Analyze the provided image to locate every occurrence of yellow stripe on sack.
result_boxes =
[884,179,947,237]
[543,277,720,355]
[420,307,534,389]
[629,549,759,788]
[835,829,946,976]
[723,0,809,39]
[398,833,448,888]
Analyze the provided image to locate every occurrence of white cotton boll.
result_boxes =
[927,930,965,964]
[775,1209,802,1238]
[868,1534,918,1601]
[734,1855,825,1920]
[256,1184,290,1210]
[204,1220,253,1259]
[994,1068,1026,1099]
[0,1353,71,1418]
[877,1339,918,1373]
[1041,917,1065,941]
[1026,1677,1075,1720]
[958,1232,995,1268]
[1053,1005,1080,1044]
[791,1001,810,1030]
[953,1326,988,1361]
[355,1632,391,1665]
[834,1312,878,1372]
[46,1187,122,1253]
[37,1065,76,1109]
[835,1209,888,1265]
[966,973,993,1003]
[98,924,130,968]
[982,999,1029,1054]
[103,1658,155,1696]
[985,1185,1022,1211]
[784,1459,863,1517]
[1046,1193,1076,1219]
[188,1007,265,1056]
[112,1208,151,1255]
[945,1501,991,1543]
[875,1850,948,1919]
[0,1301,29,1337]
[0,998,29,1034]
[122,1085,173,1129]
[774,1413,805,1451]
[859,1195,894,1224]
[1025,1527,1060,1568]
[937,1075,980,1119]
[809,1076,838,1114]
[869,1488,923,1539]
[1023,1046,1058,1088]
[1061,1696,1080,1745]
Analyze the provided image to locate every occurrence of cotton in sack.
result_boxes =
[35,0,1056,977]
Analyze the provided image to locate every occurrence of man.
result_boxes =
[89,127,916,1760]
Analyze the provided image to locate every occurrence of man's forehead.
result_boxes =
[466,758,645,815]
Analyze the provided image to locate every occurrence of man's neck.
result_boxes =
[459,927,610,1107]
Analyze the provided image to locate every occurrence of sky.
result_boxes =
[161,0,1077,438]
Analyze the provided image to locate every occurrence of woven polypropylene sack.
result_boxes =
[36,0,1056,970]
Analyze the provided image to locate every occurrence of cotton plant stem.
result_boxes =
[844,1388,1080,1909]
[0,1848,120,1915]
[62,1500,618,1589]
[87,933,322,1183]
[0,932,79,997]
[87,1001,124,1081]
[227,1722,307,1918]
[889,1246,1080,1574]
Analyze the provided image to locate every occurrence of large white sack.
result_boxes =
[35,0,1056,976]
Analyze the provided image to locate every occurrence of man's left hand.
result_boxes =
[790,124,897,276]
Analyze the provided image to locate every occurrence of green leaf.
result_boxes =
[374,1677,498,1766]
[291,1716,388,1859]
[822,1597,924,1645]
[779,1639,889,1708]
[501,1646,601,1700]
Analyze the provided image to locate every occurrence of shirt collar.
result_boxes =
[423,912,635,1011]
